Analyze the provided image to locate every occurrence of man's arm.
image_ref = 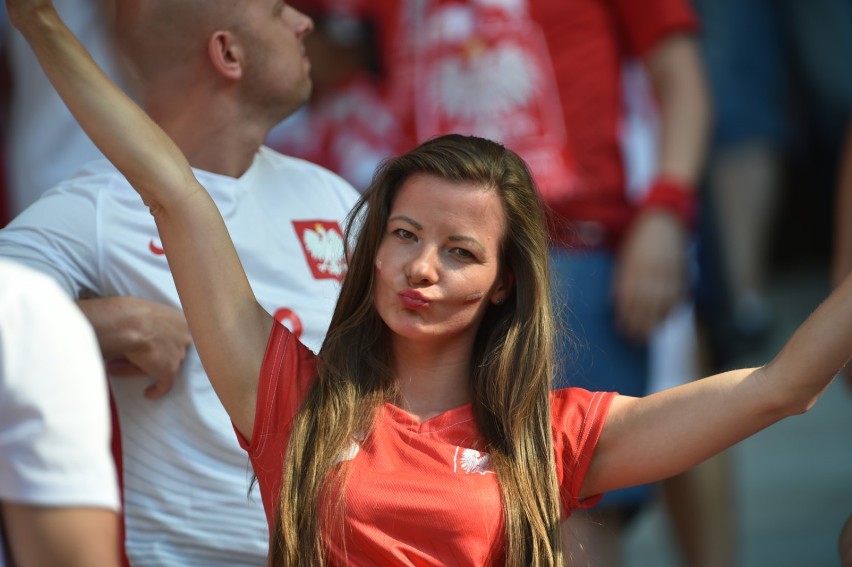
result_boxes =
[78,297,192,399]
[0,262,121,567]
[615,34,711,341]
[1,504,119,567]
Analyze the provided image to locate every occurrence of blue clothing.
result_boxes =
[695,0,852,148]
[550,248,652,508]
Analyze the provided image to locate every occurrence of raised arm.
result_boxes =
[582,272,852,498]
[8,1,272,436]
[833,118,852,288]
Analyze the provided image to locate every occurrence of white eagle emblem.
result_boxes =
[332,439,360,466]
[456,448,494,475]
[437,42,539,124]
[302,224,346,278]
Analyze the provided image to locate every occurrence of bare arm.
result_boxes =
[8,2,271,436]
[1,504,119,567]
[615,34,710,340]
[77,297,192,399]
[645,34,710,186]
[832,119,852,387]
[582,272,852,497]
[833,119,852,288]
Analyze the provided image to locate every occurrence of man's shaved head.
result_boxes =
[113,0,314,137]
[116,0,243,87]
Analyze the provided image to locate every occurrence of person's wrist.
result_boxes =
[638,176,697,230]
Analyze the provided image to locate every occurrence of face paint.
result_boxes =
[373,175,506,346]
[463,292,485,305]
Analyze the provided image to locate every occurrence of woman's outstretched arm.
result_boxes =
[8,1,272,437]
[582,272,852,498]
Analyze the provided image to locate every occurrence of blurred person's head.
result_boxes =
[299,8,377,96]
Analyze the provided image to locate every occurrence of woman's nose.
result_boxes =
[406,246,439,285]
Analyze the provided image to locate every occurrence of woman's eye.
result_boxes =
[450,247,475,260]
[393,228,415,240]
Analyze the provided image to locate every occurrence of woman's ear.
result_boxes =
[491,269,515,305]
[208,30,243,80]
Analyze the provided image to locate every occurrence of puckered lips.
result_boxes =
[399,288,431,310]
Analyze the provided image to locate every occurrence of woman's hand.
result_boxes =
[5,0,56,31]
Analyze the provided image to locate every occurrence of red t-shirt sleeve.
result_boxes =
[613,0,699,57]
[233,319,319,530]
[551,388,617,516]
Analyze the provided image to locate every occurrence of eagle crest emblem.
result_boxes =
[292,220,347,281]
[454,447,494,475]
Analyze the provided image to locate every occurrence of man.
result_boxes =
[0,1,360,564]
[0,260,120,567]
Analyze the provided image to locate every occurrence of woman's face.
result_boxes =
[373,174,511,348]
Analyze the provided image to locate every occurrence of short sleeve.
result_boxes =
[0,177,106,297]
[613,0,699,57]
[0,261,119,510]
[551,388,617,515]
[234,318,319,528]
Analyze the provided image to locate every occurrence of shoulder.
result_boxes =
[550,387,616,413]
[550,388,618,512]
[58,158,124,188]
[0,260,97,346]
[550,388,617,441]
[0,259,104,397]
[612,0,699,56]
[0,261,65,306]
[38,159,135,205]
[256,146,361,203]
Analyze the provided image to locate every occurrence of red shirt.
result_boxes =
[316,0,697,244]
[237,320,616,565]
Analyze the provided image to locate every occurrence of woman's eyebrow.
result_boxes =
[449,235,486,253]
[388,215,422,230]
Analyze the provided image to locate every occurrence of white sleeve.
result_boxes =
[0,261,119,510]
[0,180,104,298]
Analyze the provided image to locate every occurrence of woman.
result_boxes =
[9,1,852,565]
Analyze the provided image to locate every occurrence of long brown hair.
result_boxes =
[273,134,563,566]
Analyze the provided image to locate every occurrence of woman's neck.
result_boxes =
[390,336,474,422]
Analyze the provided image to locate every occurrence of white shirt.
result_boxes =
[0,147,360,565]
[0,260,119,566]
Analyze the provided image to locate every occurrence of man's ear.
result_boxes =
[208,30,243,80]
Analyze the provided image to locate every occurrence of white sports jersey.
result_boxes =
[0,147,360,566]
[0,260,119,567]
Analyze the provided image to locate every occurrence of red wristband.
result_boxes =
[639,176,698,229]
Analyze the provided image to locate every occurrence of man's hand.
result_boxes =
[77,297,192,399]
[614,210,688,342]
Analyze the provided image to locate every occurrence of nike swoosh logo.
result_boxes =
[149,240,165,255]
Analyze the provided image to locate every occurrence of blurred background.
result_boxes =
[0,0,850,565]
